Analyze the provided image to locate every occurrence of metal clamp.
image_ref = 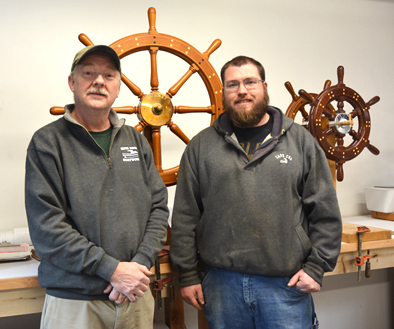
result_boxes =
[355,226,371,281]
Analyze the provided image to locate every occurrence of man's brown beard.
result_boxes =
[223,89,270,128]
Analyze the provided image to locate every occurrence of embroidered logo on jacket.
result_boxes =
[275,153,292,164]
[121,147,139,162]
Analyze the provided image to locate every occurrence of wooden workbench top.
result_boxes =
[1,215,393,286]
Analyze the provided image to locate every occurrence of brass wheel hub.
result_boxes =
[138,92,174,127]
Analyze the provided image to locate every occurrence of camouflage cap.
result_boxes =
[71,45,121,74]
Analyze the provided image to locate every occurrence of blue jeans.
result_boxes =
[202,268,318,329]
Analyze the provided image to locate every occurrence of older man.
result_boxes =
[25,45,169,329]
[170,55,342,329]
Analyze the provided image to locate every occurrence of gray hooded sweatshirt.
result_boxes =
[25,105,169,300]
[170,106,342,287]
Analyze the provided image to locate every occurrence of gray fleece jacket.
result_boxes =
[25,105,169,300]
[170,106,342,287]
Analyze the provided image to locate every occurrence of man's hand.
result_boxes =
[103,283,129,304]
[288,269,321,293]
[180,284,205,310]
[109,262,152,302]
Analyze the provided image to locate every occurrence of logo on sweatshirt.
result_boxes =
[275,153,292,164]
[121,147,139,162]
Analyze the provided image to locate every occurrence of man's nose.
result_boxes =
[237,82,248,95]
[93,74,105,85]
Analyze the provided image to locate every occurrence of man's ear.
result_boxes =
[68,74,75,92]
[116,84,121,98]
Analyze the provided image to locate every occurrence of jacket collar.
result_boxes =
[63,104,125,130]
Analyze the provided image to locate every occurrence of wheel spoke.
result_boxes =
[323,109,336,121]
[336,100,345,113]
[202,39,222,60]
[300,107,309,120]
[167,121,190,144]
[336,135,345,149]
[298,89,315,104]
[349,128,360,141]
[114,106,139,114]
[174,105,213,114]
[323,79,332,91]
[150,47,159,92]
[336,162,344,181]
[366,142,380,155]
[121,74,144,99]
[285,81,298,102]
[148,7,158,34]
[151,127,162,172]
[134,122,146,132]
[78,33,94,47]
[366,96,380,108]
[323,127,336,137]
[50,106,66,115]
[50,105,139,116]
[167,64,199,98]
[143,126,153,147]
[337,66,344,85]
[349,107,361,118]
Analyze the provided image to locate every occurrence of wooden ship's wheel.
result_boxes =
[285,66,379,182]
[50,7,223,186]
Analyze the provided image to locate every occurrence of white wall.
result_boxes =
[1,1,393,227]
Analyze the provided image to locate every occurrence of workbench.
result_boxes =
[0,259,43,318]
[0,253,184,328]
[329,215,394,276]
[1,215,394,326]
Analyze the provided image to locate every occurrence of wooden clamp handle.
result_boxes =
[365,250,371,278]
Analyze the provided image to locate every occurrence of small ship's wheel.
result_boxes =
[50,7,223,186]
[304,66,380,181]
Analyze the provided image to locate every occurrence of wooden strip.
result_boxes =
[340,238,394,253]
[0,276,40,291]
[328,246,394,276]
[0,287,45,317]
[371,211,394,221]
[198,309,210,329]
[164,295,185,329]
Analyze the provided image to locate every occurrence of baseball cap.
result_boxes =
[70,45,121,74]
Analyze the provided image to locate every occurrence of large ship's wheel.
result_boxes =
[297,66,379,181]
[50,7,223,186]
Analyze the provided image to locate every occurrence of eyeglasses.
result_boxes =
[224,78,264,92]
